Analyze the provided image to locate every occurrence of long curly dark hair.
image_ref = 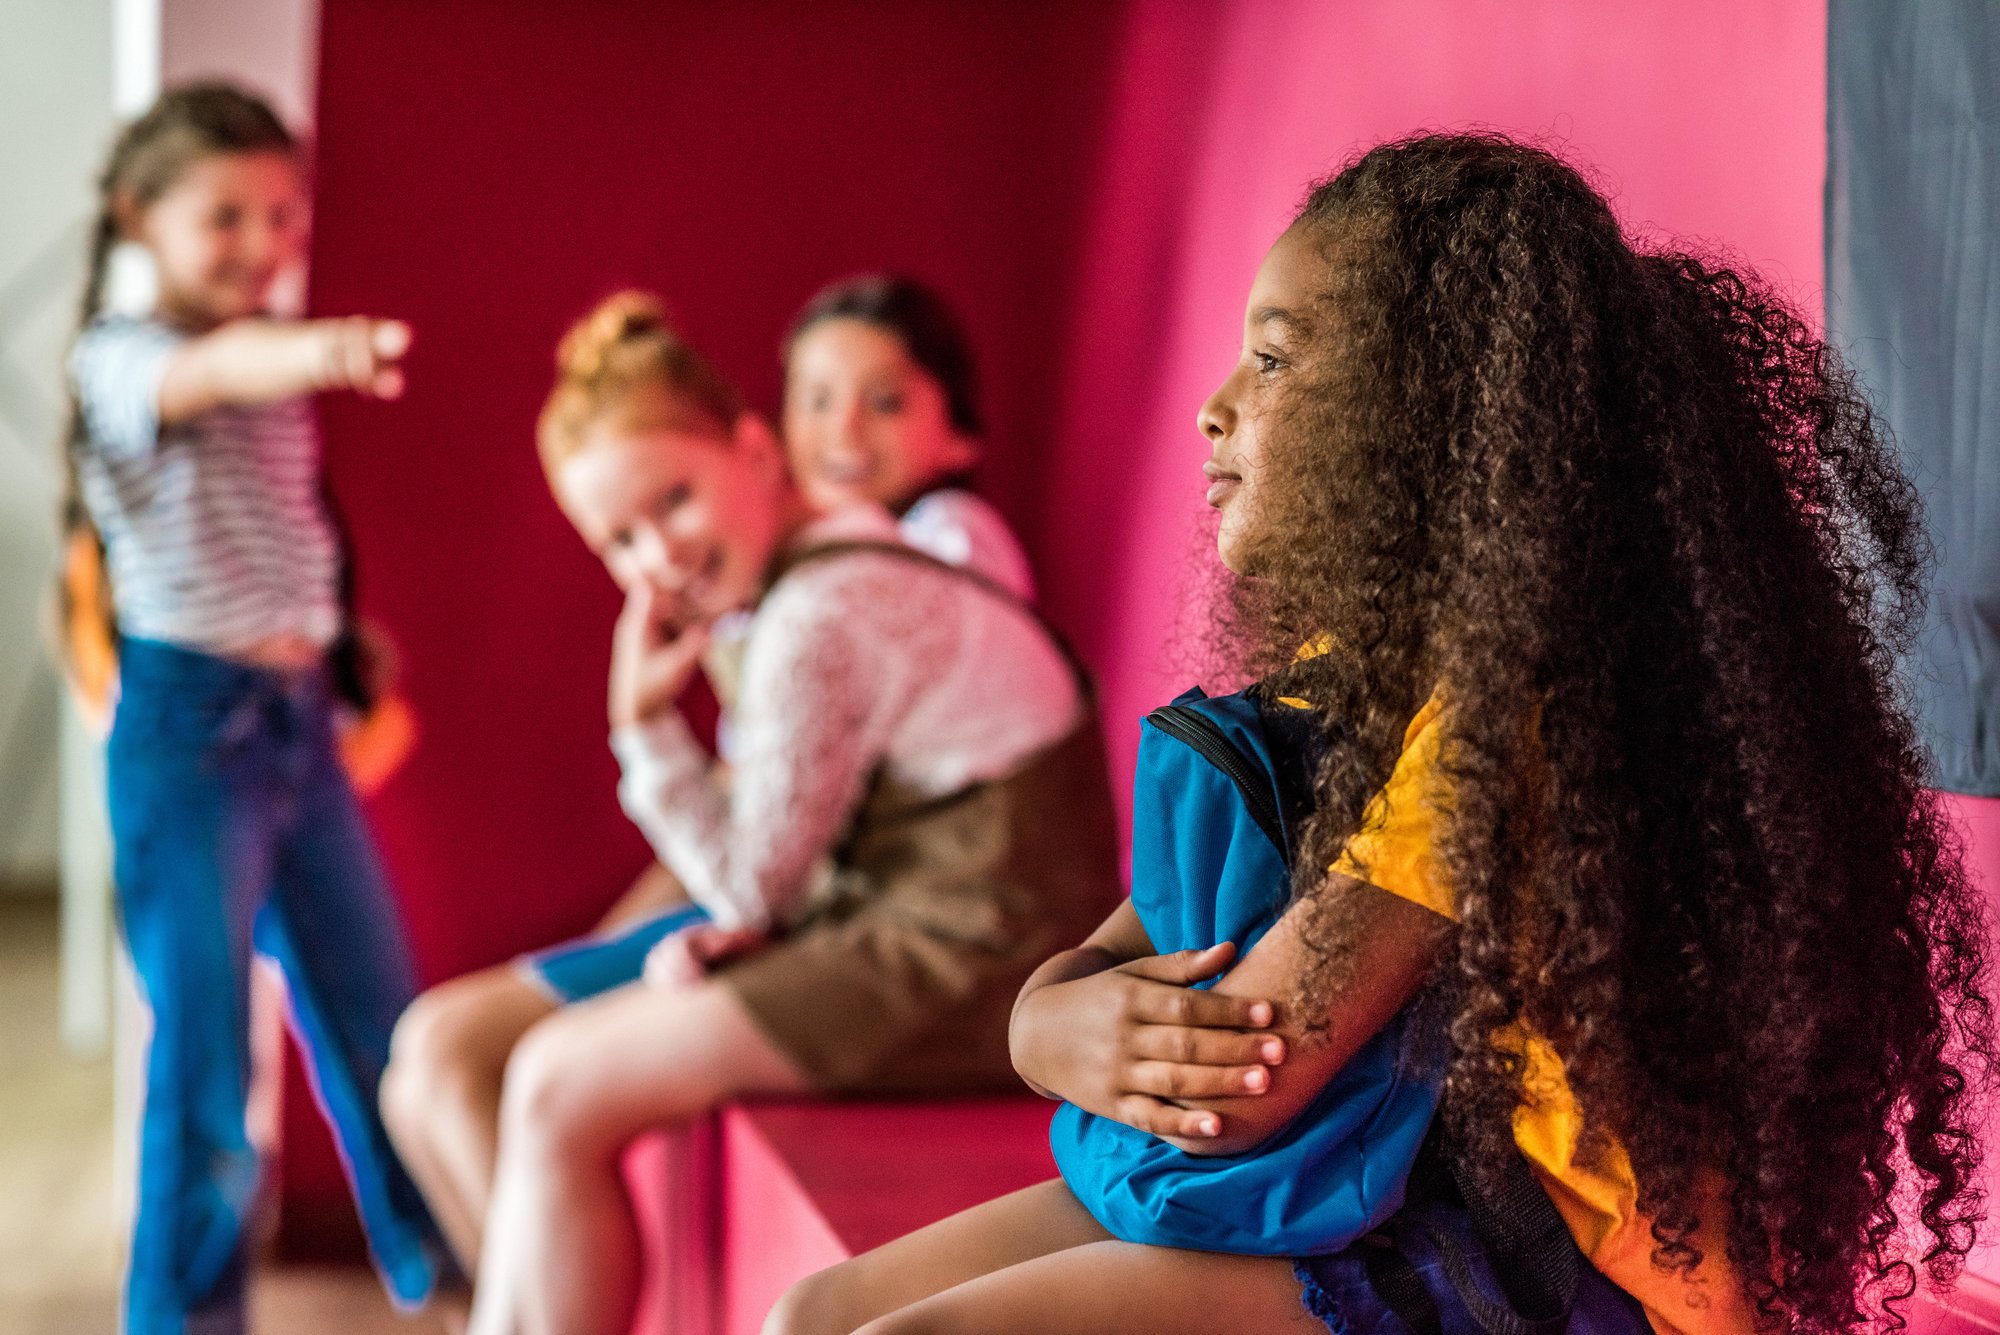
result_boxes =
[1237,133,1991,1332]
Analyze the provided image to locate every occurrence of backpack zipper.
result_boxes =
[1144,705,1288,856]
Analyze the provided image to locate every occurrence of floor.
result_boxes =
[0,895,448,1335]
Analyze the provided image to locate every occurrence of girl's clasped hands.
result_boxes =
[1010,938,1282,1149]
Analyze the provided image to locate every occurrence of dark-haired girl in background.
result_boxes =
[769,133,1993,1335]
[782,274,1035,598]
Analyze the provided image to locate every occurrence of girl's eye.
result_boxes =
[870,392,904,415]
[609,528,635,550]
[660,483,692,513]
[212,204,243,230]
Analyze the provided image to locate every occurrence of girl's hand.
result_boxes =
[641,922,766,989]
[608,581,711,730]
[158,316,414,423]
[308,316,411,398]
[1010,941,1284,1144]
[641,926,707,990]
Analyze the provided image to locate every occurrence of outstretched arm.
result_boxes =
[157,316,409,423]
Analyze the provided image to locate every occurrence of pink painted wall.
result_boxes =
[1038,0,1829,839]
[301,0,1840,1260]
[1943,793,2000,1282]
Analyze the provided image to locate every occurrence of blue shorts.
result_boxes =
[519,903,711,1004]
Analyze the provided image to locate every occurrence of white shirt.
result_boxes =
[69,315,342,654]
[612,505,1079,932]
[898,488,1037,601]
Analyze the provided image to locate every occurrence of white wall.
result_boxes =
[161,0,318,134]
[0,0,118,891]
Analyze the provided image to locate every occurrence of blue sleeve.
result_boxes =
[69,317,183,460]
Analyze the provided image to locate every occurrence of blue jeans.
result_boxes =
[109,639,442,1335]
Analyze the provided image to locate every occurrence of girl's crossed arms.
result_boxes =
[769,886,1451,1335]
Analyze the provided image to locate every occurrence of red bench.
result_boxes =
[620,1094,2000,1335]
[624,1096,1060,1335]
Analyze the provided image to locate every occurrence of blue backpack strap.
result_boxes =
[1124,686,1296,960]
[1145,696,1286,855]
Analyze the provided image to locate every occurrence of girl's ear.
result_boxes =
[111,189,146,243]
[734,412,784,480]
[941,428,981,474]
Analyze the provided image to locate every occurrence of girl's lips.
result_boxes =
[673,547,728,616]
[815,455,877,485]
[1202,459,1240,508]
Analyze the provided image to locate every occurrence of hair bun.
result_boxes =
[538,290,744,477]
[558,290,671,382]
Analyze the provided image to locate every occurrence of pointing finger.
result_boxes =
[373,319,412,361]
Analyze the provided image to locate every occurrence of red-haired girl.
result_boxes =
[435,293,1119,1335]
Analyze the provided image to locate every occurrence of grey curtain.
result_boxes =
[1828,0,2000,794]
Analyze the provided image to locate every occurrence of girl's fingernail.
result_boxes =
[1261,1040,1283,1062]
[1249,1002,1272,1026]
[1198,1116,1220,1136]
[1245,1068,1268,1092]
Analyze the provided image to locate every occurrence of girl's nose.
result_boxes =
[1197,386,1232,442]
[242,216,282,264]
[626,523,682,587]
[657,530,707,585]
[837,398,870,447]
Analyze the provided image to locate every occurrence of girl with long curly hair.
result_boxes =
[766,132,1992,1335]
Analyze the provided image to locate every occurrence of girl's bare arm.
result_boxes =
[157,316,409,423]
[1161,874,1452,1156]
[1011,898,1283,1136]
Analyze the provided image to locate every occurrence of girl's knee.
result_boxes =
[381,995,447,1138]
[497,1014,598,1153]
[382,989,479,1126]
[767,1261,943,1335]
[764,1265,851,1335]
[386,970,546,1124]
[851,1313,933,1335]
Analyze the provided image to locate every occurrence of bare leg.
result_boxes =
[467,979,809,1335]
[766,1178,1313,1335]
[379,861,689,1273]
[380,965,555,1271]
[766,1180,1112,1335]
[855,1241,1312,1335]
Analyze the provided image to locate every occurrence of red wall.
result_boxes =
[311,0,1129,980]
[295,0,1827,1245]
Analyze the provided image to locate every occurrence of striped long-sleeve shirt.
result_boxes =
[69,315,342,656]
